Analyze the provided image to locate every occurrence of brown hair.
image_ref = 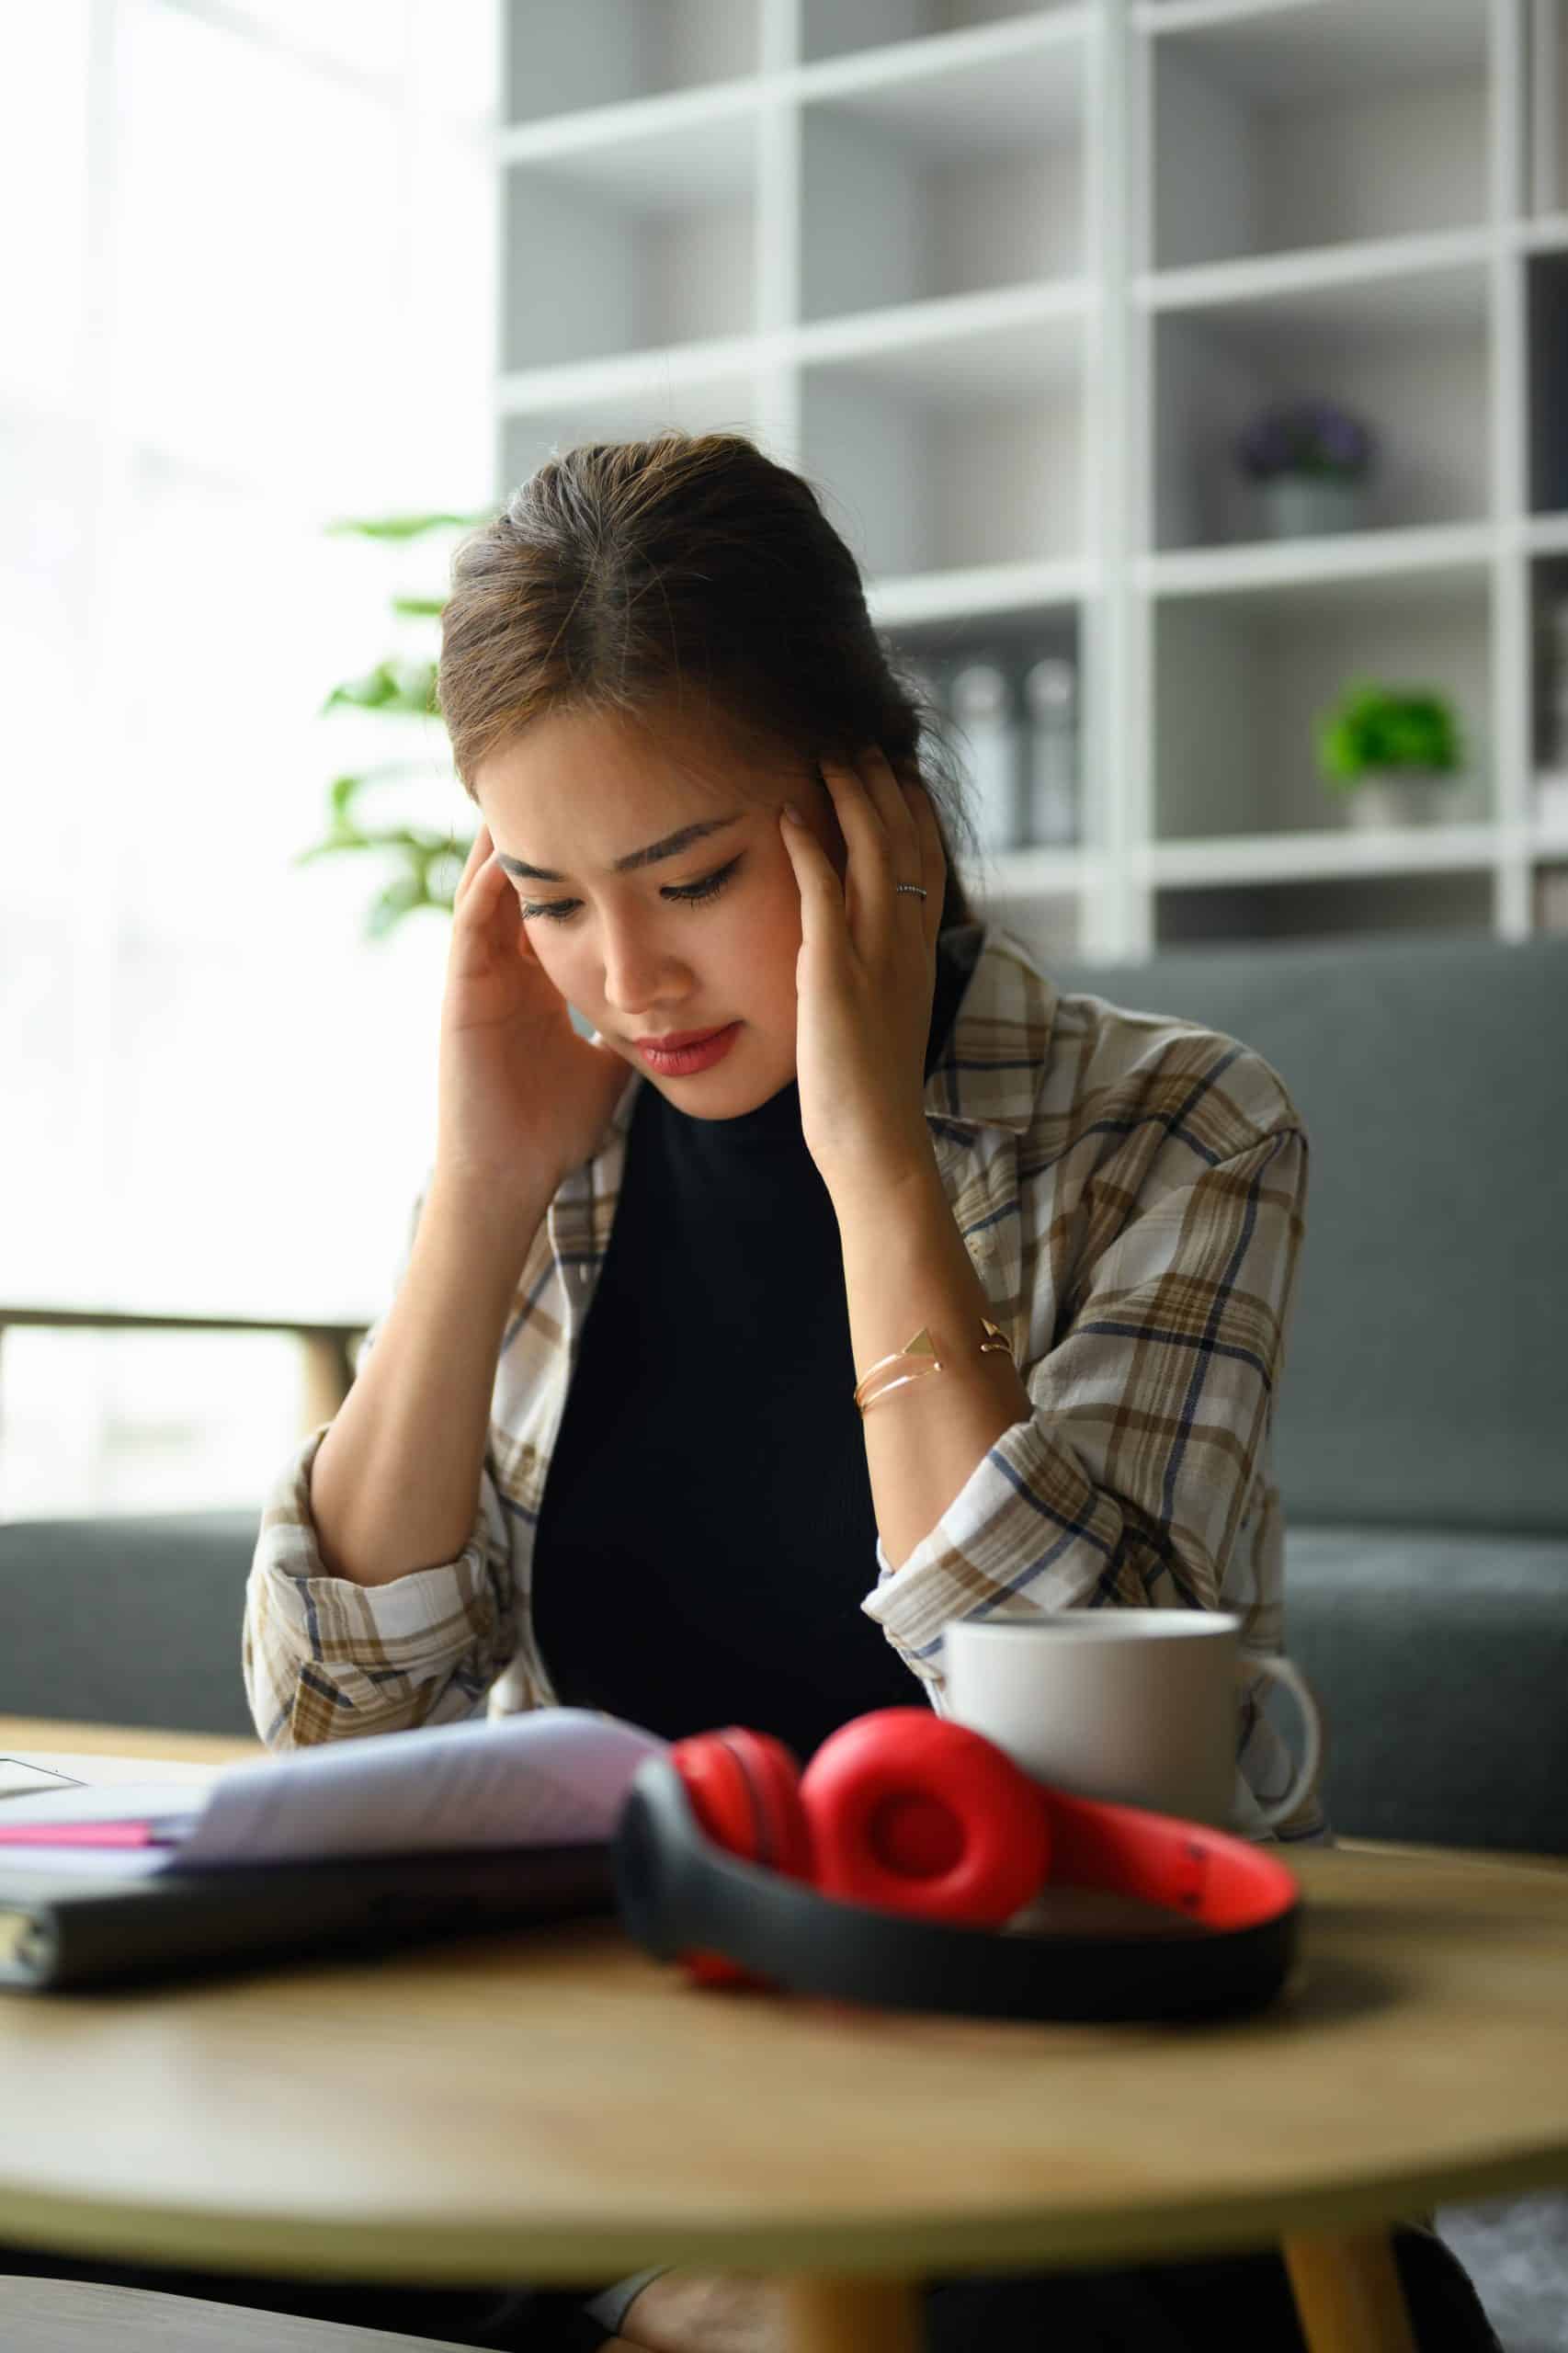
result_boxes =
[436,429,983,932]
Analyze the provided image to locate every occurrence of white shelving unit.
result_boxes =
[494,0,1568,963]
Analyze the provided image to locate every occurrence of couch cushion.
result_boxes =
[1282,1524,1568,1854]
[0,1510,261,1736]
[1017,928,1568,1535]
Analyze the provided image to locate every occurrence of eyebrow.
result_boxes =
[495,813,744,884]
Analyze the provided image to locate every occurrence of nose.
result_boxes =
[598,911,694,1023]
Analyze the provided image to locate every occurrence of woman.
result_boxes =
[233,431,1496,2347]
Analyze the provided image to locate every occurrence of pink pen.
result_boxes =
[0,1820,193,1848]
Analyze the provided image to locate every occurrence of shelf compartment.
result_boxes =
[1526,249,1568,517]
[498,375,761,505]
[885,604,1086,858]
[501,109,758,371]
[1152,867,1496,951]
[503,2,762,128]
[1530,547,1568,821]
[800,305,1085,581]
[1526,0,1568,218]
[799,24,1085,324]
[1535,861,1568,934]
[1150,250,1490,551]
[1151,564,1492,842]
[1145,0,1490,274]
[801,1,1081,69]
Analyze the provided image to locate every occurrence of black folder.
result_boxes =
[0,1843,617,1992]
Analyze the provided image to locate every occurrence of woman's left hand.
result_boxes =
[779,745,947,1204]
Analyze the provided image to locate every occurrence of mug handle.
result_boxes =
[1236,1655,1327,1833]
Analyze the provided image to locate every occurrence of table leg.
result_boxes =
[1281,2228,1418,2353]
[780,2275,922,2353]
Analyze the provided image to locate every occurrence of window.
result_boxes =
[0,1,498,1513]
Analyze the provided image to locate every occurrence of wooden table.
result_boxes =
[4,1718,1566,2353]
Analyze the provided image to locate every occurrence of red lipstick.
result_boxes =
[636,1023,742,1076]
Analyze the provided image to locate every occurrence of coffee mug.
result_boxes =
[941,1611,1324,1835]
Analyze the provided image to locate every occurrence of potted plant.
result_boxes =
[1314,678,1467,830]
[295,506,495,939]
[1235,396,1377,539]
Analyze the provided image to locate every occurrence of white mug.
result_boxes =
[941,1611,1324,1836]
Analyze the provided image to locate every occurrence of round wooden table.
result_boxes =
[2,1721,1566,2353]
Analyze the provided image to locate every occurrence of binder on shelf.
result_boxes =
[949,660,1021,857]
[1023,656,1079,850]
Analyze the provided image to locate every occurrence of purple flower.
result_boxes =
[1236,397,1376,483]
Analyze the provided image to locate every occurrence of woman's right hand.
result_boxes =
[435,820,631,1218]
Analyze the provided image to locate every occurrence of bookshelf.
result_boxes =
[494,0,1568,963]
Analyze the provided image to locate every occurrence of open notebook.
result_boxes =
[0,1711,667,1991]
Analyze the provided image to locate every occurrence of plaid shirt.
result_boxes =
[243,926,1328,1844]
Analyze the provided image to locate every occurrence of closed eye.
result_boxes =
[518,856,744,924]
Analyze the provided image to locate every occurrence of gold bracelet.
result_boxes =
[853,1316,1012,1417]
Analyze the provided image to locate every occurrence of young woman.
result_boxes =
[229,431,1496,2351]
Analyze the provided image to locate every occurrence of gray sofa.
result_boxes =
[3,926,1565,1859]
[1040,922,1568,1862]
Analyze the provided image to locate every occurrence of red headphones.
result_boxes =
[612,1707,1302,2022]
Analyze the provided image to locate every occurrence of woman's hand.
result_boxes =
[617,2268,793,2353]
[436,819,631,1217]
[778,747,947,1208]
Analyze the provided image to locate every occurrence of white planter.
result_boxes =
[1258,476,1365,537]
[1342,773,1460,829]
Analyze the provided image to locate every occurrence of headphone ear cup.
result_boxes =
[800,1707,1051,1927]
[669,1727,812,1990]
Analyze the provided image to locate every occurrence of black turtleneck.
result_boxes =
[529,925,986,1768]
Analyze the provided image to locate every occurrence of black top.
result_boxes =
[530,925,987,1767]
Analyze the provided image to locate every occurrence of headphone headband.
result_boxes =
[615,1759,1302,2024]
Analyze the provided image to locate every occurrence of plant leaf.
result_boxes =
[320,656,437,717]
[324,511,496,542]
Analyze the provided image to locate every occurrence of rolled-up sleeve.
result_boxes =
[860,1123,1309,1688]
[240,1181,523,1751]
[241,1424,519,1750]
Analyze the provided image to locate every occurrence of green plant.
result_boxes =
[294,507,498,939]
[1314,680,1464,799]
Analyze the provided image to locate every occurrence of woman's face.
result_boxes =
[472,699,847,1120]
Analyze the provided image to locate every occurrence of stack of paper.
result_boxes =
[0,1710,667,1991]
